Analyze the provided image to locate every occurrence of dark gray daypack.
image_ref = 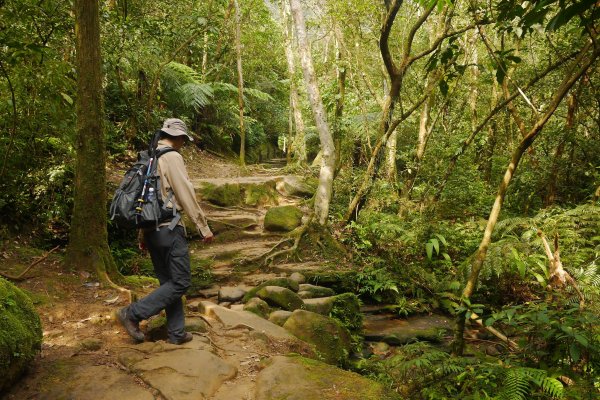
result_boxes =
[109,132,180,230]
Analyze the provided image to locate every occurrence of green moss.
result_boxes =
[244,183,278,206]
[256,286,304,311]
[123,275,159,288]
[305,270,357,293]
[283,310,351,366]
[329,293,363,333]
[199,182,242,207]
[264,206,303,232]
[189,260,214,295]
[243,278,300,303]
[0,278,43,392]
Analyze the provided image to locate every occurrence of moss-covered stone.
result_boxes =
[199,182,242,207]
[244,182,278,206]
[268,310,292,326]
[298,284,336,299]
[0,278,42,392]
[304,270,357,293]
[243,297,271,318]
[242,278,300,303]
[257,286,304,311]
[264,205,303,232]
[275,176,317,198]
[255,355,402,400]
[283,310,351,366]
[302,293,362,333]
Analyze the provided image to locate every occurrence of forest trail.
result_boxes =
[3,150,387,400]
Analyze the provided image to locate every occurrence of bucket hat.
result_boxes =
[161,118,193,141]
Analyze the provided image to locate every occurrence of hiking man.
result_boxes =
[118,118,213,344]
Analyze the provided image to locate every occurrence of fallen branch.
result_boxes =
[0,245,60,281]
[469,311,520,351]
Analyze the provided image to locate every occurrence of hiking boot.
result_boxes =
[168,332,193,345]
[117,307,145,342]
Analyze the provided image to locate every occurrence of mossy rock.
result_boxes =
[255,355,402,400]
[304,270,356,293]
[283,310,351,366]
[0,278,43,392]
[243,297,271,318]
[244,182,278,206]
[242,278,299,303]
[256,286,304,311]
[297,284,335,299]
[263,206,303,232]
[302,293,362,334]
[275,176,317,198]
[268,310,292,326]
[198,182,242,207]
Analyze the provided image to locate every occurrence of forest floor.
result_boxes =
[1,146,387,400]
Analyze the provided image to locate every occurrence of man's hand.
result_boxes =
[202,234,214,244]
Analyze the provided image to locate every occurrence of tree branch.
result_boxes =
[380,0,403,78]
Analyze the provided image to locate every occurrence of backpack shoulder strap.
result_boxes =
[155,147,178,159]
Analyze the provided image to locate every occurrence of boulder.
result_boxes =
[283,310,352,365]
[242,278,300,302]
[255,356,401,400]
[302,293,362,333]
[289,272,306,284]
[244,182,279,206]
[256,286,304,311]
[268,310,293,326]
[297,284,335,299]
[0,278,42,392]
[243,297,271,318]
[264,206,303,232]
[218,286,247,303]
[198,182,242,207]
[275,176,316,198]
[363,314,453,345]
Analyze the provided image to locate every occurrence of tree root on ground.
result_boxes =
[0,245,60,281]
[241,215,315,267]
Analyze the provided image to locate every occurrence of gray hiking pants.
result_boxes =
[129,225,190,342]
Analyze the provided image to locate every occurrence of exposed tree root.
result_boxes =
[0,245,60,281]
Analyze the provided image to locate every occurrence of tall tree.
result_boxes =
[454,38,599,355]
[66,0,118,281]
[289,0,336,225]
[234,0,246,166]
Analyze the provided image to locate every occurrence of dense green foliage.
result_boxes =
[1,0,599,398]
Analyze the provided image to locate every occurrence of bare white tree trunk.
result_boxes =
[281,0,306,164]
[289,0,335,225]
[234,0,245,166]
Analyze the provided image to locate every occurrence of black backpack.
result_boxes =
[109,132,180,230]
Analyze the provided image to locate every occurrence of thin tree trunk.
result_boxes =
[67,0,118,280]
[234,0,245,166]
[453,40,599,355]
[334,27,346,175]
[289,0,335,225]
[281,0,306,165]
[545,93,577,206]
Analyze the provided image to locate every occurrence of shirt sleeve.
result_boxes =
[161,152,213,237]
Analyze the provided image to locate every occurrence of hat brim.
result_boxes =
[161,128,194,141]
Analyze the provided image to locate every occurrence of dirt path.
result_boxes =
[2,149,363,399]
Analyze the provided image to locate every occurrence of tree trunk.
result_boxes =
[234,0,245,166]
[281,0,306,165]
[453,41,599,355]
[289,0,335,225]
[66,0,118,280]
[334,27,346,175]
[545,93,577,206]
